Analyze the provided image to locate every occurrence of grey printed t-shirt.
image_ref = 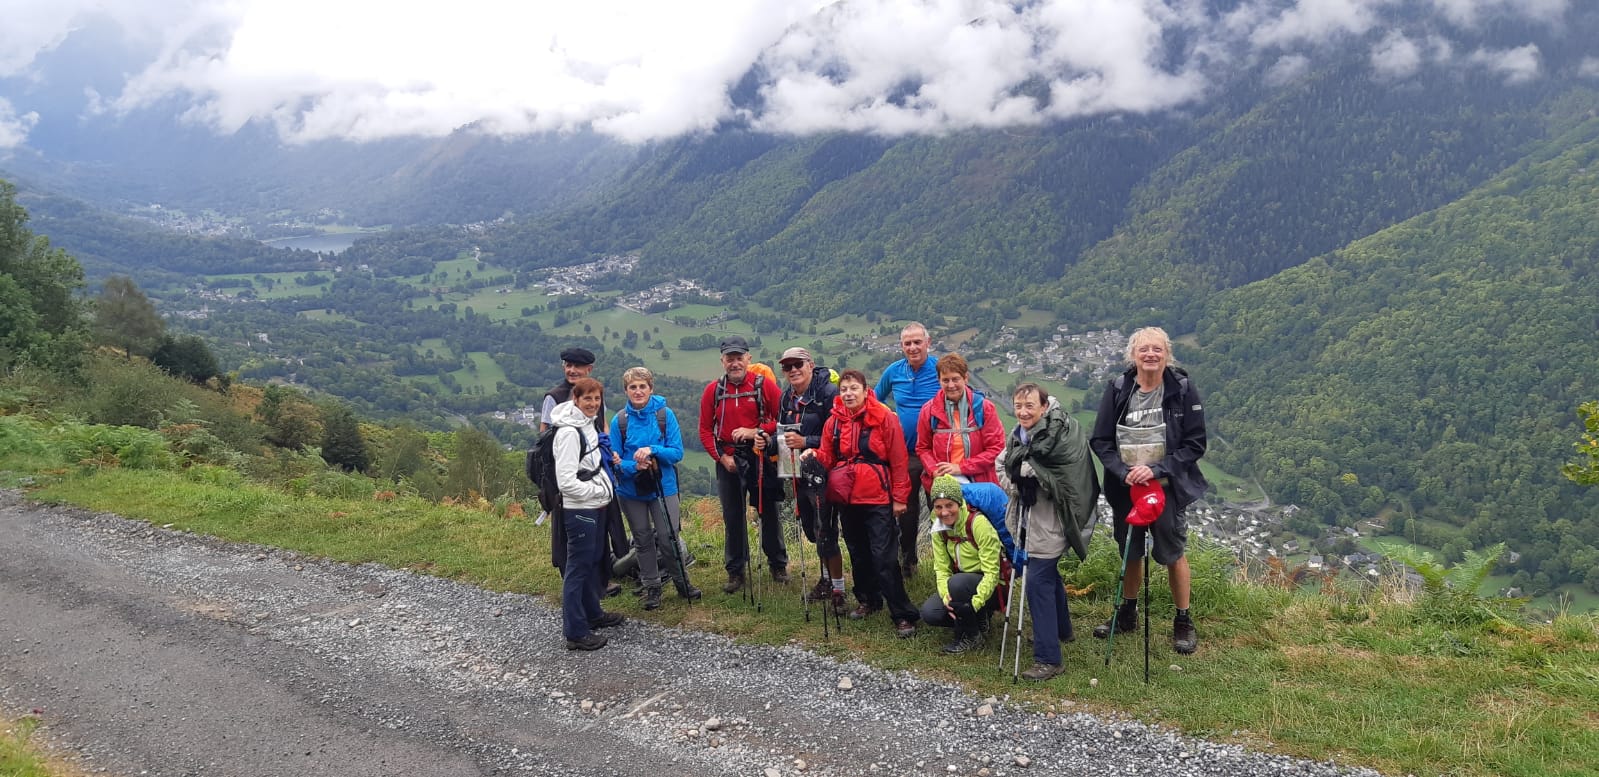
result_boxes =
[1116,384,1166,466]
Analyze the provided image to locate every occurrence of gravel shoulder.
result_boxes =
[0,490,1382,777]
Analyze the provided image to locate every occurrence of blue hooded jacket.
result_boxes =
[609,394,686,501]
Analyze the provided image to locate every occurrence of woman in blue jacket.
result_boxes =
[610,366,701,608]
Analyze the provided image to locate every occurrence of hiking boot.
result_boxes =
[721,573,745,594]
[894,619,918,639]
[1020,662,1064,681]
[631,583,646,597]
[770,565,790,584]
[831,590,848,617]
[1173,617,1198,655]
[942,632,985,654]
[589,612,625,630]
[675,581,703,601]
[566,633,608,651]
[642,586,663,611]
[1092,605,1139,639]
[806,577,832,603]
[848,603,880,621]
[604,581,623,598]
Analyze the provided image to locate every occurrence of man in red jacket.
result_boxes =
[699,335,788,594]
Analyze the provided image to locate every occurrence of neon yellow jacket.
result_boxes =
[931,506,1002,610]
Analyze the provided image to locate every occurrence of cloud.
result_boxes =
[0,0,1584,145]
[1370,31,1422,78]
[1581,58,1599,79]
[1429,0,1567,28]
[1469,44,1541,84]
[0,98,41,148]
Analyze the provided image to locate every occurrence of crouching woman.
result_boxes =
[922,474,1002,654]
[552,377,624,651]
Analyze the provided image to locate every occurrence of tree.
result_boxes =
[95,275,164,360]
[1562,401,1599,487]
[258,385,321,451]
[320,403,371,473]
[0,180,87,370]
[152,334,222,385]
[445,427,517,500]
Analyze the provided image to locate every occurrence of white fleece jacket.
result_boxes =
[550,400,615,510]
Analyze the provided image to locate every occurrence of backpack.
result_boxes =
[713,373,769,443]
[526,426,592,512]
[939,508,1014,613]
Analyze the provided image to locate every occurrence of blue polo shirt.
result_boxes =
[875,355,940,452]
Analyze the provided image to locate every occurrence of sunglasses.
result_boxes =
[780,362,806,371]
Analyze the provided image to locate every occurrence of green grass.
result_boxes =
[16,461,1599,777]
[199,271,332,300]
[297,309,355,324]
[0,715,54,777]
[450,353,508,394]
[416,338,453,359]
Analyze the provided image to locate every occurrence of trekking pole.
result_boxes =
[653,456,694,605]
[1142,534,1151,684]
[997,557,1019,670]
[753,443,767,613]
[735,456,755,607]
[998,503,1028,672]
[1104,534,1136,667]
[813,488,837,639]
[1011,505,1031,683]
[793,469,810,622]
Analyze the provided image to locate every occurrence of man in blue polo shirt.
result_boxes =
[874,322,940,578]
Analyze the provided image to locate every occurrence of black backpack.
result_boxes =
[526,426,592,512]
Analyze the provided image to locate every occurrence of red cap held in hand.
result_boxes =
[1127,481,1166,526]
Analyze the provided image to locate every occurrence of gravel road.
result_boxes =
[0,490,1383,777]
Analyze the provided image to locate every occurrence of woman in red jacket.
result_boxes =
[915,353,1004,491]
[812,369,918,638]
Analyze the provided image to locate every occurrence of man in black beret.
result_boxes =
[541,348,596,430]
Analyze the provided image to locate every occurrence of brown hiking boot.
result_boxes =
[1173,617,1198,654]
[848,603,880,621]
[831,590,848,617]
[770,565,790,584]
[805,577,832,602]
[721,572,745,594]
[1020,662,1064,681]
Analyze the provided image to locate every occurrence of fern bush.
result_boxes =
[50,422,177,470]
[0,415,50,459]
[306,468,373,500]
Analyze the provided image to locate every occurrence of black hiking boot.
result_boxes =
[642,586,663,611]
[589,612,625,629]
[1173,616,1198,655]
[675,581,703,601]
[565,633,608,651]
[721,572,745,594]
[1092,603,1139,639]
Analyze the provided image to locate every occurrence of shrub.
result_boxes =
[161,423,243,467]
[0,415,49,459]
[50,422,177,470]
[184,464,246,490]
[75,357,197,429]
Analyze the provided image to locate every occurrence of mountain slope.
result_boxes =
[1194,118,1599,590]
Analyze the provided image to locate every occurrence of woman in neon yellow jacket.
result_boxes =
[920,474,1003,655]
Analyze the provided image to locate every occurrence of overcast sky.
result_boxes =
[0,0,1585,149]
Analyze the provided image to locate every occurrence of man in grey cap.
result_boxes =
[698,335,787,593]
[778,347,847,613]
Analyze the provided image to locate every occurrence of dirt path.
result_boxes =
[0,491,1377,777]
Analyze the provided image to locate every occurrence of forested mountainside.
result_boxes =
[1195,119,1599,592]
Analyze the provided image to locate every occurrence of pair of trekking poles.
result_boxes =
[997,503,1155,684]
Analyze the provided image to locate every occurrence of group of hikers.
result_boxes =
[539,323,1207,682]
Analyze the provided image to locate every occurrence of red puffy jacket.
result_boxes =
[815,390,910,506]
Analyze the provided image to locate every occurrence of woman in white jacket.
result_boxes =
[553,377,623,651]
